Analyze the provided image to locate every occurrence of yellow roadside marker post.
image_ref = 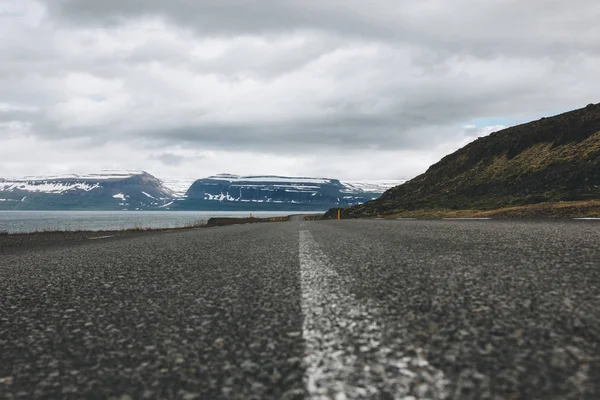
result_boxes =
[338,209,341,220]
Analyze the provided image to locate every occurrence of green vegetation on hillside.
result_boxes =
[329,103,600,218]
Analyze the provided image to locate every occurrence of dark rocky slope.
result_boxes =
[330,103,600,218]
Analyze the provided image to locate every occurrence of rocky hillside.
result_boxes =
[0,171,174,210]
[332,103,600,218]
[174,174,404,211]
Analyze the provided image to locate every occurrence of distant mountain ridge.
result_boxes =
[0,171,173,210]
[173,174,405,211]
[331,103,600,218]
[0,171,403,211]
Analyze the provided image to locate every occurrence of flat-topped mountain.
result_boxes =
[174,174,404,211]
[0,172,403,211]
[331,103,600,218]
[0,171,174,210]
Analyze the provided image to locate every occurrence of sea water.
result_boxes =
[0,211,305,234]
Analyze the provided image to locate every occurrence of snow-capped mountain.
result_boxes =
[0,171,174,210]
[0,171,404,211]
[174,174,405,211]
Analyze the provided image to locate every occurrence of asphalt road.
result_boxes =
[1,219,599,399]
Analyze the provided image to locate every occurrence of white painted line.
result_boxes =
[574,218,600,220]
[396,218,417,220]
[88,235,114,240]
[299,229,448,399]
[442,218,492,220]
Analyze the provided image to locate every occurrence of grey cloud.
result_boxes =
[149,152,209,166]
[45,0,600,57]
[149,152,187,166]
[1,0,600,179]
[46,0,389,39]
[0,109,36,122]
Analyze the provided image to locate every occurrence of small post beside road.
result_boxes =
[337,209,341,220]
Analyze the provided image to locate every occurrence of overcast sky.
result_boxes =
[1,0,599,180]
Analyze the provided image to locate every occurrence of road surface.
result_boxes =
[1,218,599,399]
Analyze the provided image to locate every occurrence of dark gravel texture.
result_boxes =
[1,218,599,399]
[0,222,305,399]
[307,219,600,400]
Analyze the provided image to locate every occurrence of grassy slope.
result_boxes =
[373,200,600,219]
[334,103,600,218]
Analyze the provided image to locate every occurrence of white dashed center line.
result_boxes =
[88,235,114,240]
[299,228,448,399]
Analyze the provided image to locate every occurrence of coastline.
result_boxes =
[0,215,291,255]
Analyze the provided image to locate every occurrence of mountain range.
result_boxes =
[330,102,600,218]
[0,171,404,211]
[174,174,403,211]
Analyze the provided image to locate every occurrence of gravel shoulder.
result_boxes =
[0,229,180,256]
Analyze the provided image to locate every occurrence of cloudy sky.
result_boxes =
[1,0,599,180]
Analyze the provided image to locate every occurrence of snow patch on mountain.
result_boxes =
[207,174,332,185]
[0,180,101,193]
[17,170,146,181]
[160,178,196,198]
[341,180,406,193]
[204,174,404,193]
[205,192,239,202]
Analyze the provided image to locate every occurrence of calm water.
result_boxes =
[0,211,304,234]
